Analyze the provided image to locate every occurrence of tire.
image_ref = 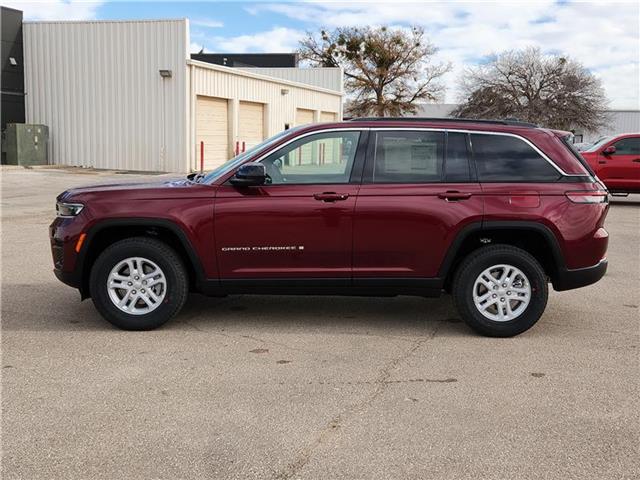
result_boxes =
[452,245,548,337]
[89,237,188,330]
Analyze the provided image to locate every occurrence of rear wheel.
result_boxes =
[452,245,548,337]
[89,237,188,330]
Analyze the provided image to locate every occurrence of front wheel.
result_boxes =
[452,245,548,337]
[89,237,188,330]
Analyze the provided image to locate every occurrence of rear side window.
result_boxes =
[373,131,444,183]
[612,137,640,155]
[445,133,472,182]
[471,134,561,182]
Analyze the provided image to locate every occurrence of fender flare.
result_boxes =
[437,220,565,279]
[78,218,208,297]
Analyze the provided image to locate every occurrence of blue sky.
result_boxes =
[6,1,640,109]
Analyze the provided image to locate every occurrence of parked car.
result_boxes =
[579,133,640,193]
[573,142,592,151]
[50,118,609,337]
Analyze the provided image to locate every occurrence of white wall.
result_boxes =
[23,19,190,172]
[576,110,640,143]
[238,67,343,93]
[188,60,343,170]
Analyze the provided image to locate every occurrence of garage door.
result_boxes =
[196,96,229,169]
[319,112,341,164]
[320,111,337,122]
[295,108,315,126]
[239,101,264,151]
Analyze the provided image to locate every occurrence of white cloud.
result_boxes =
[593,63,640,110]
[190,41,206,54]
[191,18,224,29]
[208,26,306,53]
[248,1,640,109]
[2,0,102,21]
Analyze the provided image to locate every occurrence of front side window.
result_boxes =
[373,131,444,183]
[261,131,360,185]
[612,137,640,155]
[204,127,301,183]
[471,134,561,182]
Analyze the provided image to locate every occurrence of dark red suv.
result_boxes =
[50,118,609,336]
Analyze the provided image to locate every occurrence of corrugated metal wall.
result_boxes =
[23,19,189,172]
[574,110,640,143]
[188,61,343,169]
[238,67,343,93]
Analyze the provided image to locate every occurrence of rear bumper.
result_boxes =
[553,258,608,291]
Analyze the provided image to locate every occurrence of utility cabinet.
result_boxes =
[2,123,49,165]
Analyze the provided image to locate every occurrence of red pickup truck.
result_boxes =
[580,133,640,193]
[50,118,609,337]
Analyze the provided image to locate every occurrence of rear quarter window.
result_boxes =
[471,134,561,182]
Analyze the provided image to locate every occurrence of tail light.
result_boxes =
[565,190,609,204]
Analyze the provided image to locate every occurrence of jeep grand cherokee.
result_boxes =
[50,118,609,336]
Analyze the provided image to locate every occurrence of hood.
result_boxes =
[57,177,194,201]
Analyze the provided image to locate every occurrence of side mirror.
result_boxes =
[230,162,266,186]
[602,145,616,156]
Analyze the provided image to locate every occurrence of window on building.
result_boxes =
[261,131,360,184]
[471,134,561,182]
[372,131,444,183]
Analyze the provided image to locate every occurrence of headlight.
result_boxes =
[56,202,84,217]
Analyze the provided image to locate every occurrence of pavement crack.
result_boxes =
[273,324,440,480]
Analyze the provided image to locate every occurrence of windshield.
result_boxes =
[583,136,613,152]
[201,127,302,183]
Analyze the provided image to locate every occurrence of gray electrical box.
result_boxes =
[2,124,49,166]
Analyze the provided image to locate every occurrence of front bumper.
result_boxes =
[54,267,81,289]
[50,219,83,290]
[553,258,608,291]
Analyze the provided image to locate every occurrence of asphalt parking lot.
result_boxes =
[1,166,639,479]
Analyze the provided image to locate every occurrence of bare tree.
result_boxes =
[299,26,451,117]
[452,47,608,130]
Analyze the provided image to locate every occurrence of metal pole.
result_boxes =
[200,141,204,173]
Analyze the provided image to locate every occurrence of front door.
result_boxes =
[215,129,365,281]
[598,136,640,191]
[353,130,484,283]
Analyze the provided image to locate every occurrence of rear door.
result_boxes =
[352,129,483,284]
[214,129,366,281]
[472,132,568,220]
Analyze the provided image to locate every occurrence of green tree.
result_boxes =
[299,26,451,117]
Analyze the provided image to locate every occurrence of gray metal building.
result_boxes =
[22,19,343,172]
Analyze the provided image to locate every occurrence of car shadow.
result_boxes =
[609,194,640,206]
[610,200,640,207]
[1,282,470,337]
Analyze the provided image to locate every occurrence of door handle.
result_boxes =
[599,160,607,164]
[313,192,349,202]
[632,159,640,163]
[438,191,472,201]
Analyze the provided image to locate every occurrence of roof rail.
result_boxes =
[348,117,539,128]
